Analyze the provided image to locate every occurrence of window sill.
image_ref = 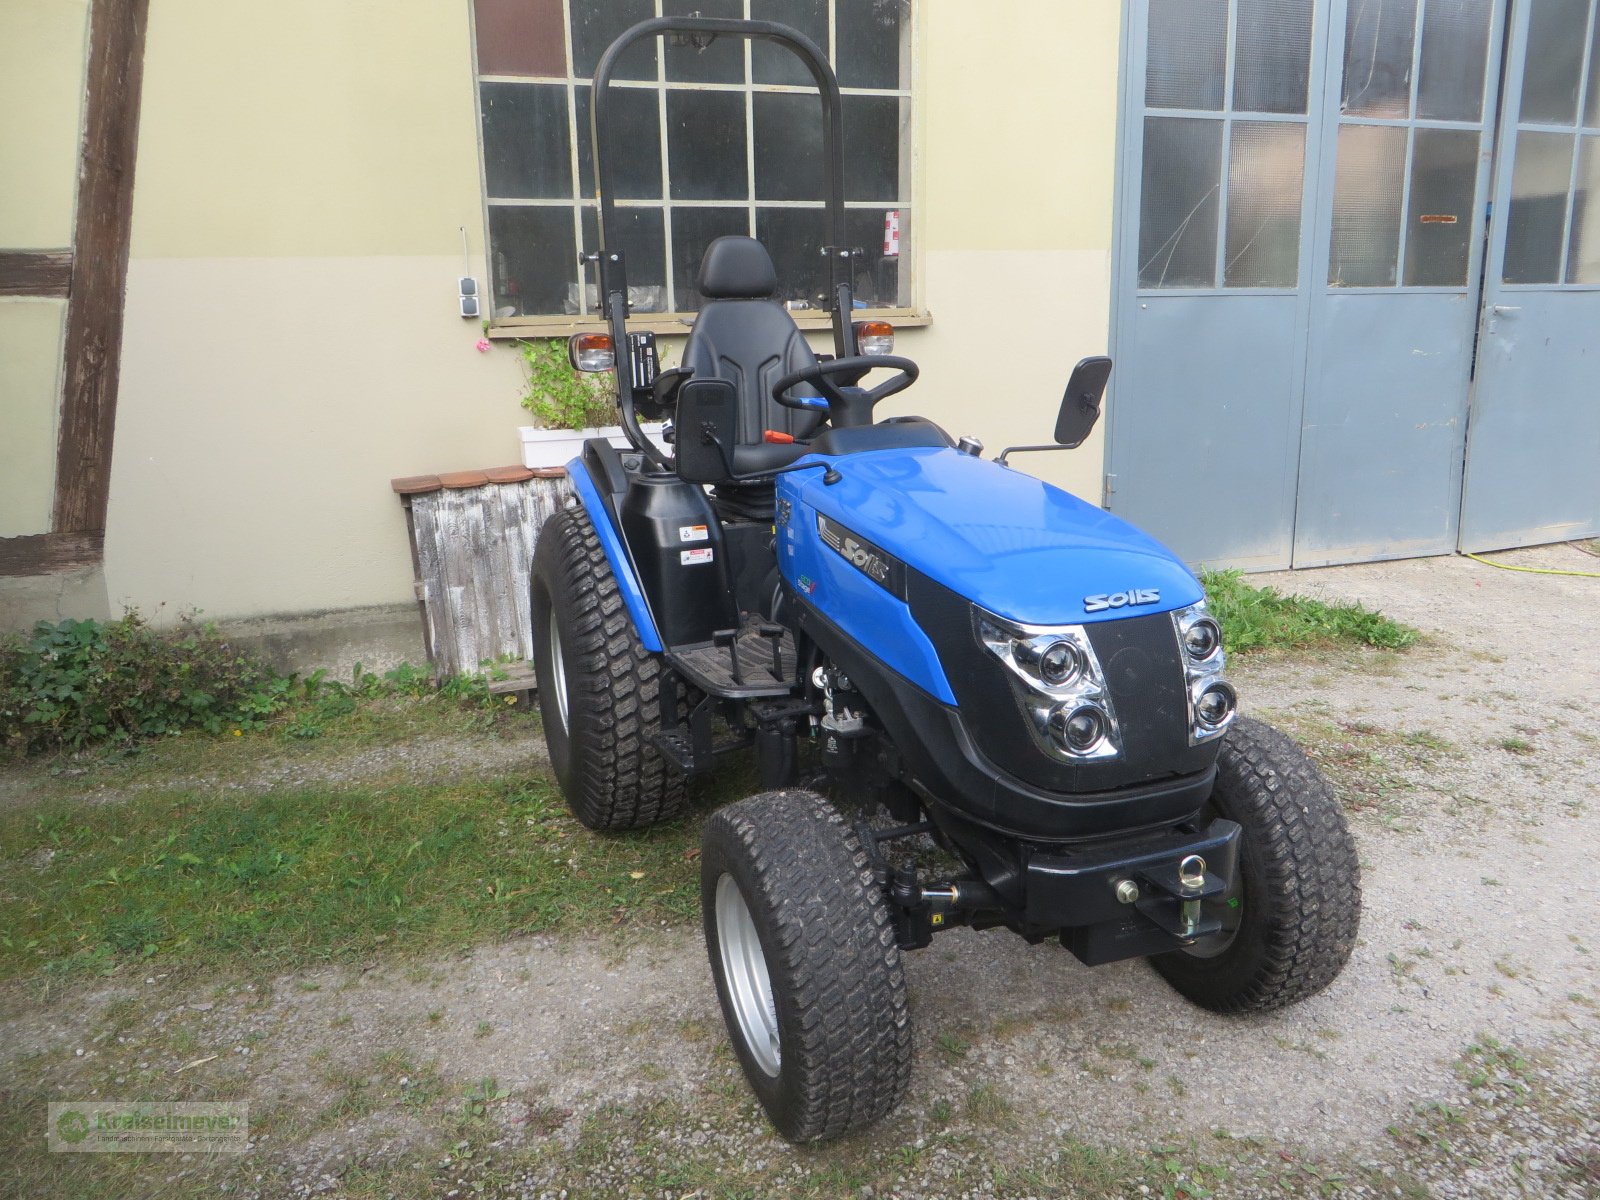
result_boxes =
[485,307,933,340]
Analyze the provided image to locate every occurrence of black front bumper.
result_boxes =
[1027,817,1241,966]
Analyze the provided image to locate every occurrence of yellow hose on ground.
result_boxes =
[1462,551,1600,579]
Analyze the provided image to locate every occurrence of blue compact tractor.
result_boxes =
[529,17,1360,1143]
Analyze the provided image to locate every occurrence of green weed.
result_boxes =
[1199,569,1419,653]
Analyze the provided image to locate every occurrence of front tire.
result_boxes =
[701,790,912,1143]
[530,504,685,831]
[1151,716,1361,1013]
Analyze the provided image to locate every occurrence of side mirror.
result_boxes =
[674,378,739,484]
[1054,356,1112,448]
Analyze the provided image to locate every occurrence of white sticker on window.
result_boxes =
[679,524,710,543]
[680,548,714,565]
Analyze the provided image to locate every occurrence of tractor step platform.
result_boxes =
[666,619,799,699]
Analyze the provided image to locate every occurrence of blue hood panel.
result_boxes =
[787,447,1201,626]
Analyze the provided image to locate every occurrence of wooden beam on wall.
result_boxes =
[0,533,105,578]
[50,0,150,538]
[0,251,74,298]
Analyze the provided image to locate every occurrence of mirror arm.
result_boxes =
[995,444,1070,468]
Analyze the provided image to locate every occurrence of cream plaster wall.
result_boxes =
[106,255,525,616]
[0,0,88,249]
[99,1,1125,622]
[889,2,1121,501]
[0,299,67,536]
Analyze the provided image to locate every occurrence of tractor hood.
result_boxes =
[789,446,1202,626]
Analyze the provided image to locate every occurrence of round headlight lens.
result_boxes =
[1038,640,1083,686]
[1195,682,1237,728]
[1049,703,1106,753]
[1183,617,1222,660]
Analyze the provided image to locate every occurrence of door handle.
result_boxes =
[1491,304,1520,314]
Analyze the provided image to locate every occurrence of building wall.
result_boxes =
[0,0,88,539]
[87,1,1124,624]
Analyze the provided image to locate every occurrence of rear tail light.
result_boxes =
[856,320,894,355]
[568,333,615,372]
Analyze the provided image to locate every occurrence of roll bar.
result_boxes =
[586,18,857,465]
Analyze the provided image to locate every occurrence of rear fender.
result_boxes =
[565,457,664,652]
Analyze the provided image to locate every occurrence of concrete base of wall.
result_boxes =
[221,603,429,679]
[0,566,112,631]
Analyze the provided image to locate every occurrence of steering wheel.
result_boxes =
[771,355,919,428]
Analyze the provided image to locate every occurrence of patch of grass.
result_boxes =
[1199,569,1419,653]
[965,1082,1012,1125]
[0,774,703,983]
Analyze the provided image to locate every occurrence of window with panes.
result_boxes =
[472,0,913,321]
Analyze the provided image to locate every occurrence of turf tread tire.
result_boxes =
[1151,716,1361,1013]
[701,790,913,1143]
[530,503,685,831]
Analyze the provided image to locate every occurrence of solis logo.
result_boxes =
[1084,588,1160,613]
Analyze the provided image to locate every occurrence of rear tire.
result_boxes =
[701,790,913,1143]
[1151,716,1361,1013]
[530,504,685,831]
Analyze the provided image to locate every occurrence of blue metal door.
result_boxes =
[1110,0,1330,571]
[1461,0,1600,550]
[1112,0,1554,569]
[1293,0,1504,566]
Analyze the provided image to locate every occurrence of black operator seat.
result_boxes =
[680,236,826,476]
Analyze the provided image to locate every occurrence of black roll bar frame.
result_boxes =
[586,17,857,465]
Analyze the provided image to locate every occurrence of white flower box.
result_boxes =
[518,422,667,469]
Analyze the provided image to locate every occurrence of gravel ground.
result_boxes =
[4,542,1598,1198]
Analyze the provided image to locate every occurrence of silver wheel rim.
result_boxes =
[715,873,781,1077]
[547,614,569,733]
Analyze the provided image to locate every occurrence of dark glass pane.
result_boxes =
[667,91,748,200]
[581,206,668,312]
[1503,132,1575,283]
[1403,128,1480,286]
[1233,0,1313,115]
[1520,0,1587,125]
[751,0,828,86]
[671,206,752,308]
[1343,0,1418,118]
[843,95,901,201]
[577,85,662,200]
[756,207,830,306]
[571,0,657,81]
[1138,116,1224,288]
[481,83,571,199]
[473,0,565,77]
[846,207,909,307]
[1416,0,1493,121]
[1329,124,1407,286]
[1225,121,1305,287]
[664,0,746,84]
[1146,0,1227,111]
[1568,136,1600,282]
[838,0,906,89]
[754,91,827,201]
[488,205,578,316]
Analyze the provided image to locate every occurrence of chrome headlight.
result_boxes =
[1172,600,1235,743]
[976,611,1121,761]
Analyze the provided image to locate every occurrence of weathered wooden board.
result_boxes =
[404,475,572,678]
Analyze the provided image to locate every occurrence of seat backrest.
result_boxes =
[680,237,826,446]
